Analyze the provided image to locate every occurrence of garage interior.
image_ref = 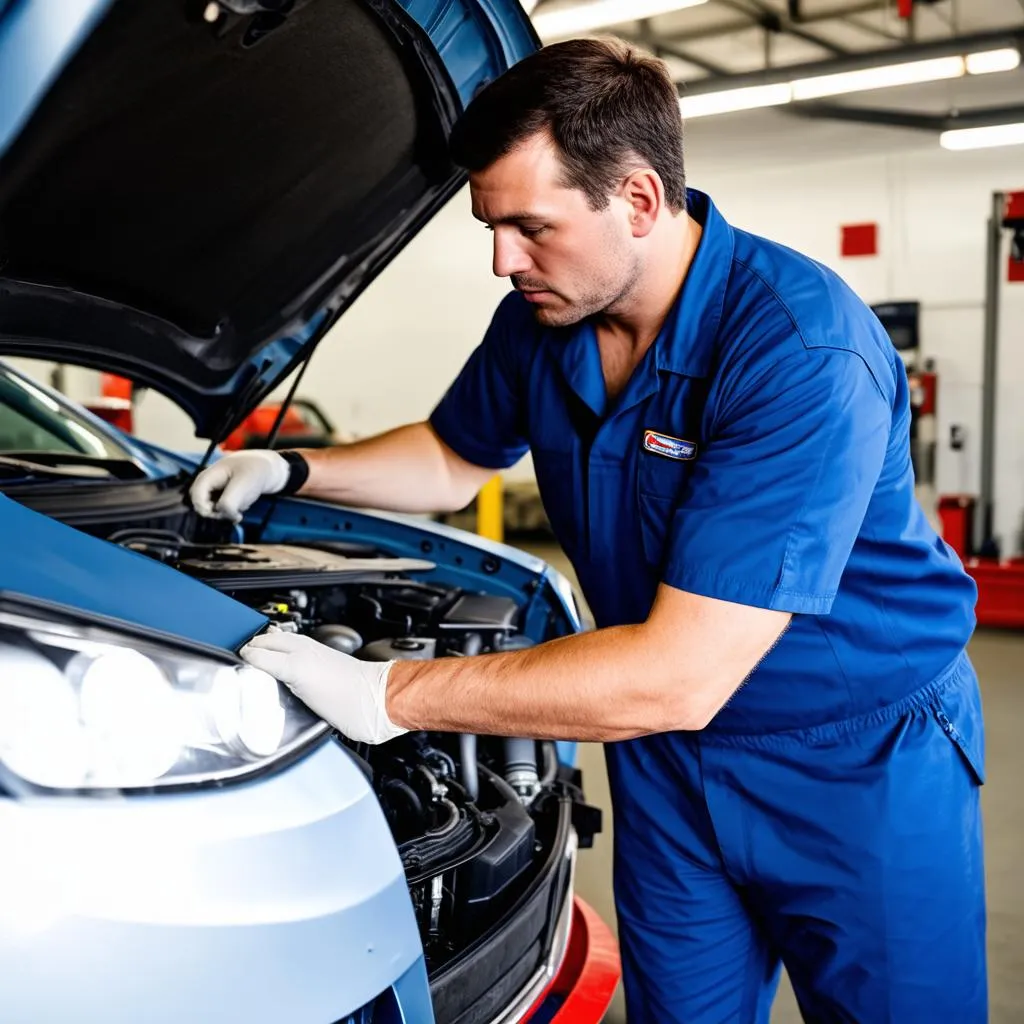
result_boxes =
[4,0,1022,1020]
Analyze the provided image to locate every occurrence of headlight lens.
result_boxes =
[0,608,324,791]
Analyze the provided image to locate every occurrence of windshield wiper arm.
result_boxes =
[0,455,88,480]
[0,451,144,480]
[0,454,114,481]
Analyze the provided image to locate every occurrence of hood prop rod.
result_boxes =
[250,344,318,542]
[182,313,332,537]
[184,360,276,495]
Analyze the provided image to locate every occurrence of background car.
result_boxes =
[82,372,341,451]
[0,1,619,1021]
[220,398,341,451]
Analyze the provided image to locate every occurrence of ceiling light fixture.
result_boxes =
[940,122,1024,150]
[789,55,965,100]
[679,45,1022,120]
[680,83,793,118]
[532,0,708,40]
[965,47,1022,75]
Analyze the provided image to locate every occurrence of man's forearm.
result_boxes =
[239,584,789,744]
[386,584,791,741]
[386,623,706,742]
[291,421,494,514]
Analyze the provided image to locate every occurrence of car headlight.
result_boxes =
[0,604,326,792]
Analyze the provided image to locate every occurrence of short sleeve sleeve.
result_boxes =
[663,347,891,615]
[429,293,532,470]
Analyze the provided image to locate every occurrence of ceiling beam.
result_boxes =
[652,41,732,75]
[838,14,904,43]
[711,0,851,55]
[774,21,849,55]
[707,0,760,26]
[676,26,1024,95]
[658,1,886,45]
[785,103,944,130]
[944,103,1024,130]
[627,18,733,75]
[785,101,1024,132]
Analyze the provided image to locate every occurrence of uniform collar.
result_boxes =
[654,188,734,379]
[554,319,607,417]
[552,188,734,415]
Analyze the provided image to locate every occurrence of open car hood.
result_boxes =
[0,0,536,439]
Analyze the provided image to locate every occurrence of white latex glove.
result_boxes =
[189,449,291,522]
[240,630,408,745]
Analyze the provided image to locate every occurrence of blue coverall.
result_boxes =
[430,190,985,1023]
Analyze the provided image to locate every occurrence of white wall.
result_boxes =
[687,141,1024,554]
[4,359,100,404]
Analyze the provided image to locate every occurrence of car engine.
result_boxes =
[118,534,596,978]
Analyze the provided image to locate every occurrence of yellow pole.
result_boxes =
[477,475,504,543]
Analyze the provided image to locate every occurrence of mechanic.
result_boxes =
[191,38,986,1023]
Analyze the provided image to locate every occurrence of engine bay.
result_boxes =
[120,533,597,980]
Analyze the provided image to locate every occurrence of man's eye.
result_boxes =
[520,226,547,238]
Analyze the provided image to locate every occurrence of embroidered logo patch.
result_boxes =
[643,430,697,461]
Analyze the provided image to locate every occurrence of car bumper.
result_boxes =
[493,826,620,1024]
[527,897,621,1024]
[0,732,617,1024]
[0,740,427,1022]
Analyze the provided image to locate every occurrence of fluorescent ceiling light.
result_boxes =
[791,56,965,100]
[680,83,792,118]
[940,122,1024,150]
[965,48,1021,75]
[680,46,1021,120]
[532,0,708,39]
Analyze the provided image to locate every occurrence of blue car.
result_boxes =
[0,2,618,1021]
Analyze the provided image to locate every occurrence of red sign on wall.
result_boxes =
[841,222,878,258]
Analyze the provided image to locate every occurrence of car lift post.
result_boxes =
[977,190,1004,558]
[963,190,1024,630]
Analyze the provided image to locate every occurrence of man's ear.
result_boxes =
[622,169,663,239]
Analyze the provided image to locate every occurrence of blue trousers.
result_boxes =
[606,658,987,1023]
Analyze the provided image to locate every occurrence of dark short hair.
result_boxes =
[449,37,686,213]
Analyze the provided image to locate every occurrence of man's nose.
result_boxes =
[492,231,532,279]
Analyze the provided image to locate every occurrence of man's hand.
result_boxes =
[190,450,291,522]
[240,630,409,745]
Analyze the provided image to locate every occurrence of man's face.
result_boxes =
[469,132,641,327]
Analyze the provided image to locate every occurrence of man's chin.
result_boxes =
[529,302,584,328]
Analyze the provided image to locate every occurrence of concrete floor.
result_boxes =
[517,541,1023,1023]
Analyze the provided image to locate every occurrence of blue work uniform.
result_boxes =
[430,190,986,1023]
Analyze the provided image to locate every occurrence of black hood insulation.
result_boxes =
[0,0,463,437]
